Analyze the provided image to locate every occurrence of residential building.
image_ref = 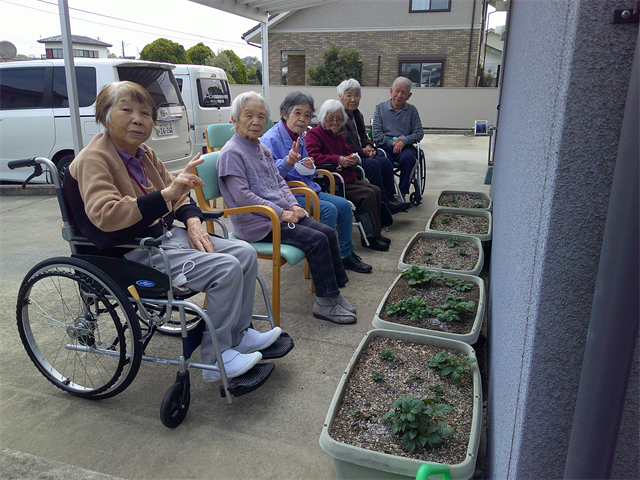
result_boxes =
[481,26,503,86]
[37,35,112,59]
[242,0,484,87]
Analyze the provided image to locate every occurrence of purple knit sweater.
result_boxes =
[218,133,298,242]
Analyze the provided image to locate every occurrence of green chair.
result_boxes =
[205,123,235,153]
[194,151,319,327]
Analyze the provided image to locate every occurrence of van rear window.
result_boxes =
[196,78,231,108]
[118,67,183,108]
[0,67,47,110]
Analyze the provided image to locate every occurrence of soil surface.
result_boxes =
[403,237,480,272]
[430,212,489,235]
[379,276,480,335]
[330,337,474,466]
[437,193,490,209]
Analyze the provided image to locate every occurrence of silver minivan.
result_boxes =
[172,65,232,155]
[0,58,192,182]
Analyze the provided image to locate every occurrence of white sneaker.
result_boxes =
[202,349,262,382]
[234,327,282,354]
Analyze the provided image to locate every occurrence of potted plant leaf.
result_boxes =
[319,329,482,480]
[426,208,492,242]
[372,267,485,345]
[436,190,492,212]
[399,231,484,276]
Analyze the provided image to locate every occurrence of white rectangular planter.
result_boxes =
[372,272,485,345]
[319,329,482,480]
[399,231,484,277]
[436,190,492,212]
[426,208,492,242]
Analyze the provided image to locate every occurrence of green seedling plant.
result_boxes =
[428,352,476,383]
[378,349,398,364]
[442,277,473,292]
[445,236,461,248]
[441,215,453,224]
[386,296,431,321]
[381,395,454,451]
[411,372,423,382]
[432,294,476,322]
[443,264,451,269]
[371,372,384,383]
[351,410,361,417]
[425,258,434,265]
[401,266,444,287]
[458,248,467,256]
[423,250,433,256]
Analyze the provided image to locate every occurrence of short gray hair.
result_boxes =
[392,76,413,92]
[280,91,315,118]
[230,91,270,122]
[337,78,361,99]
[317,99,347,128]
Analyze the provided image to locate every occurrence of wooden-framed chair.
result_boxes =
[205,123,235,153]
[194,151,320,327]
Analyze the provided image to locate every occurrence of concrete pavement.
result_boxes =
[0,134,491,480]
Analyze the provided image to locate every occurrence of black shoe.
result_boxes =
[387,201,411,214]
[342,252,373,273]
[379,235,391,245]
[362,236,389,251]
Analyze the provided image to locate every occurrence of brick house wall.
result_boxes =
[269,28,481,87]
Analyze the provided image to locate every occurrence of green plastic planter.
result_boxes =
[436,190,492,212]
[372,272,485,345]
[398,231,484,277]
[426,208,492,242]
[319,329,482,480]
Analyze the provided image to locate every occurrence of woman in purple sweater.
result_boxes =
[217,92,357,325]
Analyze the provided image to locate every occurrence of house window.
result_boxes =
[73,49,98,58]
[46,48,64,59]
[410,0,451,12]
[399,56,445,87]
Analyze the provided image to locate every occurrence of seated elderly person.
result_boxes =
[306,99,390,252]
[64,81,281,382]
[217,92,358,325]
[337,78,410,215]
[372,76,424,199]
[261,91,371,274]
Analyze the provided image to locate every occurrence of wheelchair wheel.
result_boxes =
[418,148,427,195]
[17,257,142,399]
[137,303,202,337]
[160,380,190,428]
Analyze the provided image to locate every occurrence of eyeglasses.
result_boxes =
[326,115,344,123]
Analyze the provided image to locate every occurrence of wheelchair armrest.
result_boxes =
[202,210,224,220]
[314,168,336,195]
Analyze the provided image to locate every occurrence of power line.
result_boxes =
[1,0,254,50]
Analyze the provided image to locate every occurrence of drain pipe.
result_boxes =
[376,55,381,87]
[564,27,639,479]
[465,0,477,87]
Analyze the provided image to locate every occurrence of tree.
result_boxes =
[106,48,117,59]
[241,56,262,70]
[222,49,248,84]
[139,38,188,64]
[187,42,214,65]
[205,51,236,83]
[308,45,363,86]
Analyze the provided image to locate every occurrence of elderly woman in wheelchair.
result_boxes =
[306,99,390,252]
[64,81,282,383]
[217,92,358,325]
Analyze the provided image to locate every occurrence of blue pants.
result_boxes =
[296,192,353,258]
[362,155,395,203]
[379,145,416,195]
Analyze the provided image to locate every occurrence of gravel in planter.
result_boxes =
[438,193,490,209]
[380,276,480,335]
[404,237,480,271]
[330,337,474,465]
[430,212,489,235]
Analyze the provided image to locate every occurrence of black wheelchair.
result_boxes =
[376,142,427,207]
[10,157,293,428]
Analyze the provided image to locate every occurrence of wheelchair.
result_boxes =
[376,142,427,207]
[10,157,294,428]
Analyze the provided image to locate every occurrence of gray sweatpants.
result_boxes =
[125,227,258,357]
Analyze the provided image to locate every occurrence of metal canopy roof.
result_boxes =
[188,0,337,23]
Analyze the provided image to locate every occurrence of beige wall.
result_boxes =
[229,85,498,130]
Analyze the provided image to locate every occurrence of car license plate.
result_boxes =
[157,121,173,136]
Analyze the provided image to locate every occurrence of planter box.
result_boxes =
[399,231,484,277]
[372,271,485,345]
[319,329,482,480]
[436,190,492,212]
[426,208,492,242]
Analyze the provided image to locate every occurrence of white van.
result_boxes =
[0,58,192,183]
[172,65,232,155]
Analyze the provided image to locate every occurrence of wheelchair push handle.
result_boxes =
[8,157,61,190]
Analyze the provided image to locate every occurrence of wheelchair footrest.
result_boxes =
[220,362,274,398]
[260,332,294,359]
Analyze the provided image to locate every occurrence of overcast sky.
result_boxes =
[0,0,506,60]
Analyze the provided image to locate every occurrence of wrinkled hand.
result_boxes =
[186,217,214,253]
[161,153,205,202]
[301,156,314,169]
[392,138,405,154]
[291,205,308,220]
[280,210,298,223]
[287,137,302,165]
[338,155,358,168]
[363,145,376,158]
